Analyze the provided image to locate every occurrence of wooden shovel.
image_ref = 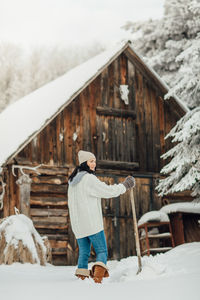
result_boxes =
[130,187,142,274]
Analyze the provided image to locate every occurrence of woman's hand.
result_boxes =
[122,176,136,191]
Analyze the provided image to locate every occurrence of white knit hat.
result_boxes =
[78,150,96,165]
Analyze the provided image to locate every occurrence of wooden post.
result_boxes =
[16,174,32,217]
[130,188,142,274]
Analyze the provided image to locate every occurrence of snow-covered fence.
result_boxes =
[0,214,51,265]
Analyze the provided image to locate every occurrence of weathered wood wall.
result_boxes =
[1,51,186,265]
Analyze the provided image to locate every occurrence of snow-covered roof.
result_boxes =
[160,202,200,215]
[0,40,189,168]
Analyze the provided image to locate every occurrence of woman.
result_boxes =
[68,150,135,283]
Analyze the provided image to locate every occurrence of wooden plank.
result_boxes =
[49,240,67,248]
[9,166,18,215]
[97,159,139,170]
[169,213,185,246]
[32,216,67,223]
[71,100,77,165]
[82,87,91,151]
[89,80,97,153]
[11,163,69,176]
[31,175,67,185]
[30,196,67,206]
[158,96,165,169]
[2,168,10,217]
[33,222,68,230]
[31,183,68,194]
[31,137,37,163]
[108,63,114,108]
[151,89,161,172]
[52,248,67,255]
[108,117,112,160]
[143,80,153,172]
[135,70,147,171]
[113,58,121,109]
[45,234,68,241]
[30,208,68,217]
[51,118,58,165]
[111,117,116,161]
[120,53,127,85]
[101,68,109,106]
[55,112,62,166]
[127,60,136,110]
[96,106,136,118]
[64,104,72,165]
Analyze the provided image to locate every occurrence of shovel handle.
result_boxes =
[130,188,142,274]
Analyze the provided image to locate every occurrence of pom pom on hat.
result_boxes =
[78,150,96,165]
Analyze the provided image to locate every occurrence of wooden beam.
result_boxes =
[97,160,139,170]
[96,106,136,119]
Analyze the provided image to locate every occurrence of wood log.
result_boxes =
[13,160,69,175]
[96,106,136,119]
[49,240,67,248]
[52,248,67,255]
[31,176,68,185]
[97,160,139,170]
[33,222,68,230]
[30,196,67,206]
[44,234,68,241]
[30,208,68,217]
[32,216,67,224]
[31,183,68,194]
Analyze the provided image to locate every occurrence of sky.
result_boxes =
[0,0,164,49]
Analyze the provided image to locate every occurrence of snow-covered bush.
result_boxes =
[0,214,51,265]
[156,107,200,200]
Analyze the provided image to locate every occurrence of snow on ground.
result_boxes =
[0,242,200,300]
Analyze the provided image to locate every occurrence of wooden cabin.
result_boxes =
[0,41,190,265]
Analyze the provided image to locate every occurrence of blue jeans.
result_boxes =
[77,230,108,269]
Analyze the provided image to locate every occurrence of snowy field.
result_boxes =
[0,242,200,300]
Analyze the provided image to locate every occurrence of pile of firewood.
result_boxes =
[0,214,52,265]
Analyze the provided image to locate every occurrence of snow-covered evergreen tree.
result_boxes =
[123,0,200,108]
[156,107,200,201]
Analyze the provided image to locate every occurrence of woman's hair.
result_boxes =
[68,161,96,182]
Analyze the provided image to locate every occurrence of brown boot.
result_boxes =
[91,262,109,284]
[75,268,90,280]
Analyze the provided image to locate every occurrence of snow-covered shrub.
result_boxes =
[0,214,51,265]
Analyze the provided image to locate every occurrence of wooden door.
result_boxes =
[96,114,138,168]
[98,174,153,260]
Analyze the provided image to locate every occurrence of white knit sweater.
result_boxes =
[68,172,126,239]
